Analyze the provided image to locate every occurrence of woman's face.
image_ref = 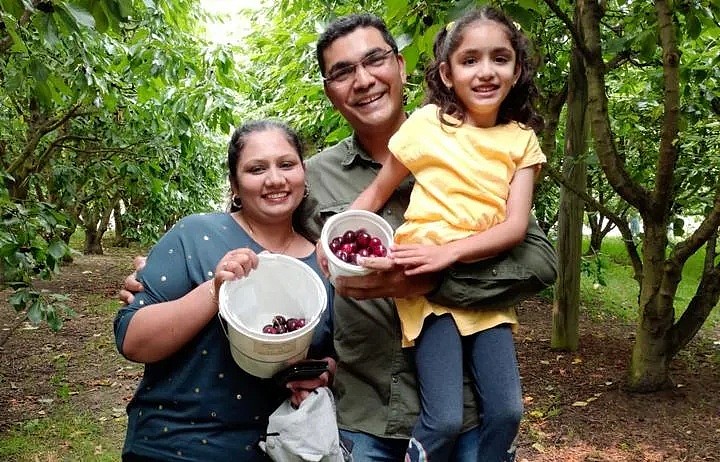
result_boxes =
[233,128,305,224]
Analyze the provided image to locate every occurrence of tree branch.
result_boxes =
[545,163,643,280]
[542,0,592,61]
[669,186,720,267]
[579,0,651,213]
[652,0,682,220]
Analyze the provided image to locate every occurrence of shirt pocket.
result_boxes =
[319,203,351,221]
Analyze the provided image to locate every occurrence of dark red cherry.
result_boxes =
[341,242,357,254]
[369,237,383,248]
[355,231,371,248]
[329,237,343,252]
[358,247,372,258]
[373,244,387,257]
[335,250,349,262]
[347,252,358,264]
[342,230,356,243]
[286,318,299,332]
[262,325,277,334]
[296,318,306,328]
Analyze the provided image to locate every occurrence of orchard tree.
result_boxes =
[573,0,720,390]
[1,0,241,327]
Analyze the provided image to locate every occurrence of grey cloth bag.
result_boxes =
[259,387,351,462]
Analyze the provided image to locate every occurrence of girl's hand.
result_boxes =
[212,248,259,302]
[390,243,458,275]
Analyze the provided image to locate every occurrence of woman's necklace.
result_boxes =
[238,213,296,255]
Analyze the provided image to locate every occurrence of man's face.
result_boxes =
[321,27,407,134]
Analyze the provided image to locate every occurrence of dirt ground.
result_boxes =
[1,248,719,461]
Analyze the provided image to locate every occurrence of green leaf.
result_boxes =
[27,300,43,325]
[92,1,109,33]
[8,290,29,311]
[0,0,25,19]
[64,3,96,29]
[685,11,701,40]
[47,241,67,259]
[4,16,28,53]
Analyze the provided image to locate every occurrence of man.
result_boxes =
[122,13,556,461]
[302,14,555,461]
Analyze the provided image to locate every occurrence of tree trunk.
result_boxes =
[552,12,588,352]
[83,226,104,255]
[627,222,674,390]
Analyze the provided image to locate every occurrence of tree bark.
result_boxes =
[83,226,104,255]
[552,3,588,352]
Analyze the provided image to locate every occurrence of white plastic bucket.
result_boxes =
[218,253,327,378]
[320,210,394,282]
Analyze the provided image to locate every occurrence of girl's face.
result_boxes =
[439,20,520,128]
[232,128,305,224]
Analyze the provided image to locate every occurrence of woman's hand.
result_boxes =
[212,248,260,303]
[285,357,336,408]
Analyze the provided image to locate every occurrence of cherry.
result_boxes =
[368,237,383,249]
[329,237,343,252]
[272,315,286,328]
[355,230,371,248]
[373,244,388,257]
[342,230,356,244]
[334,250,349,262]
[341,242,357,254]
[261,315,307,334]
[286,318,299,331]
[358,247,371,258]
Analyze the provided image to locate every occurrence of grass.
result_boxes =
[577,236,720,330]
[0,405,124,462]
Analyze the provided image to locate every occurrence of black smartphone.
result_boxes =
[273,359,329,385]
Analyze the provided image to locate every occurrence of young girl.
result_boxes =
[351,7,546,462]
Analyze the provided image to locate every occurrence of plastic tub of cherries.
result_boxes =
[320,210,394,282]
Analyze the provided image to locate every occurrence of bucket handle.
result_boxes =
[218,312,231,340]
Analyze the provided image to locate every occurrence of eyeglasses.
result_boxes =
[323,48,395,85]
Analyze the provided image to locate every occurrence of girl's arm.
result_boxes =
[391,166,537,275]
[351,155,410,212]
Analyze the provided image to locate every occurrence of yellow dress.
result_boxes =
[389,104,547,347]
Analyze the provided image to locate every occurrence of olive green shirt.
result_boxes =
[300,135,557,439]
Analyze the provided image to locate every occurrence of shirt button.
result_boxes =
[386,209,393,216]
[392,376,399,384]
[491,268,498,276]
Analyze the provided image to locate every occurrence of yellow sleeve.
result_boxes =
[388,105,436,166]
[516,130,546,172]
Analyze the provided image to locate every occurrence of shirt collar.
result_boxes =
[340,134,377,168]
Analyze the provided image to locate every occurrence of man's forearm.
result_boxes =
[426,217,557,309]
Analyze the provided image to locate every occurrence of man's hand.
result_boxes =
[332,256,438,300]
[118,256,146,305]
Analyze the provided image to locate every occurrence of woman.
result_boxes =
[113,120,335,461]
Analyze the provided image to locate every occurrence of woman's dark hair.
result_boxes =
[423,7,544,132]
[316,13,398,77]
[226,120,308,234]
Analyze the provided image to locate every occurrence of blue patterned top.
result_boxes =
[114,212,334,461]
